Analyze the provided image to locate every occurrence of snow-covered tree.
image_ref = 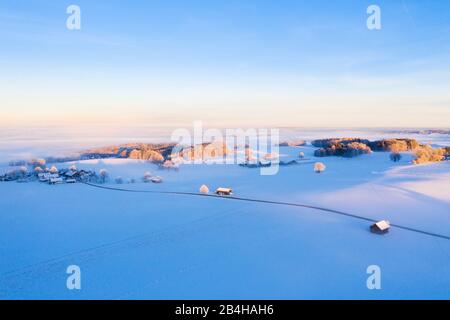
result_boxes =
[29,158,46,168]
[49,166,58,174]
[99,169,109,183]
[34,166,43,174]
[299,152,305,159]
[115,176,123,184]
[69,165,77,171]
[143,171,152,182]
[314,162,326,173]
[199,184,209,194]
[6,169,19,180]
[19,166,28,177]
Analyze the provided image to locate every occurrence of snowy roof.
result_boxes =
[374,220,390,231]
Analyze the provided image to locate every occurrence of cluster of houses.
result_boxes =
[142,172,163,184]
[36,168,95,185]
[0,164,96,185]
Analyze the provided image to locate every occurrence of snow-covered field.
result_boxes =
[0,142,449,299]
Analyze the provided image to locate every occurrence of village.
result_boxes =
[0,159,236,196]
[0,160,236,197]
[0,162,95,185]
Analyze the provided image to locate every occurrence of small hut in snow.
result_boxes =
[370,220,390,234]
[38,172,50,182]
[143,171,152,183]
[199,185,209,194]
[49,177,63,185]
[151,176,163,183]
[215,187,233,196]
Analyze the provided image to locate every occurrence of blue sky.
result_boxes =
[0,0,449,127]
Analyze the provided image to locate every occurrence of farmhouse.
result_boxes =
[49,177,63,185]
[64,170,77,178]
[77,170,94,181]
[370,220,390,234]
[216,187,233,196]
[38,172,50,182]
[151,176,163,183]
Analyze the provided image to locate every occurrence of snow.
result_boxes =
[374,220,390,231]
[0,138,449,299]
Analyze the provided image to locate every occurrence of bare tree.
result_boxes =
[390,152,402,162]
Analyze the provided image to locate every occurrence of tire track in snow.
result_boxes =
[0,207,245,298]
[114,208,251,300]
